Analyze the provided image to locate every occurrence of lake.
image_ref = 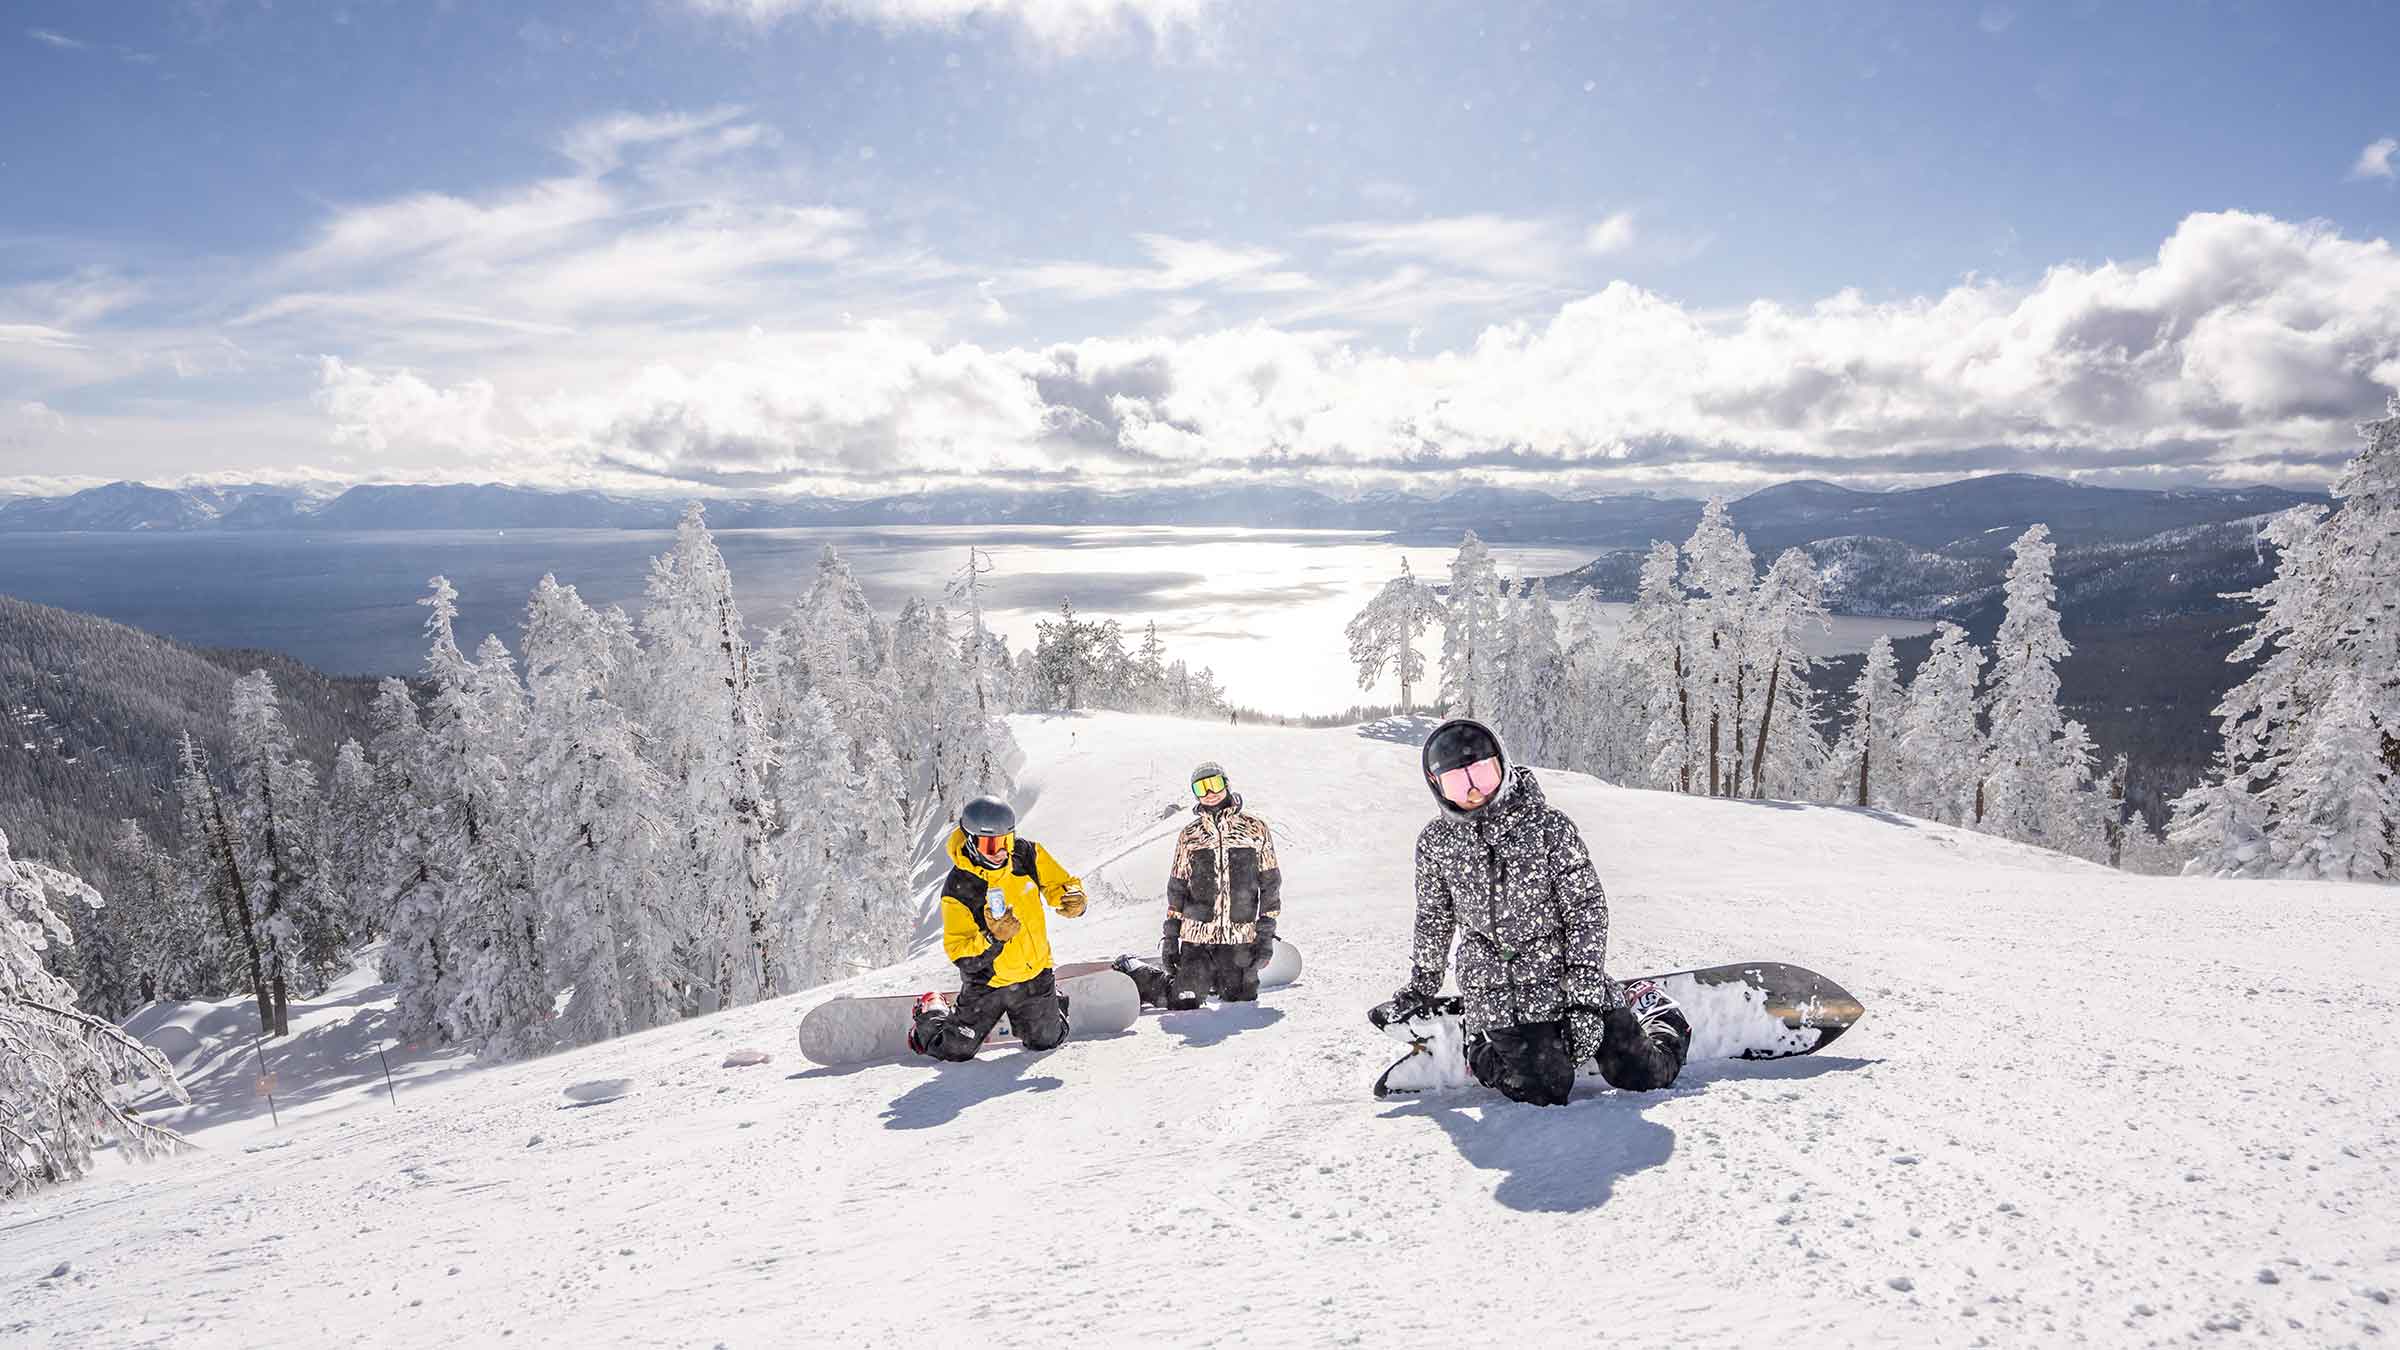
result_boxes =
[0,527,1932,716]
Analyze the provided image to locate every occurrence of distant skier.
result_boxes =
[1375,718,1690,1104]
[909,796,1090,1061]
[1121,761,1282,1011]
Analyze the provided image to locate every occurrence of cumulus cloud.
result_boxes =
[683,0,1214,55]
[308,210,2396,494]
[316,357,506,457]
[2349,137,2397,181]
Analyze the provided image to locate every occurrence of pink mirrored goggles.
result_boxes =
[1434,757,1504,803]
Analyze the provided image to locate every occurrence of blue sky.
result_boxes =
[3,0,2397,498]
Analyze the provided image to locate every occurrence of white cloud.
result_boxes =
[2349,137,2397,181]
[1011,234,1311,300]
[1585,212,1637,256]
[683,0,1215,55]
[315,357,506,457]
[1308,214,1570,280]
[27,27,85,49]
[561,106,752,175]
[339,210,2400,494]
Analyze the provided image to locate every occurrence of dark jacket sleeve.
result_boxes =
[1549,808,1611,1007]
[1254,818,1282,940]
[1404,827,1456,999]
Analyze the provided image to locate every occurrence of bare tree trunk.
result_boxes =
[1707,712,1721,797]
[1857,741,1870,808]
[201,779,275,1038]
[1674,647,1691,793]
[1731,668,1749,799]
[1750,660,1780,800]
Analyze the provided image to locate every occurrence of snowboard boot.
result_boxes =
[1111,954,1173,1009]
[906,991,952,1057]
[1594,980,1691,1091]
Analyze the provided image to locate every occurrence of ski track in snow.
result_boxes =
[6,711,2400,1348]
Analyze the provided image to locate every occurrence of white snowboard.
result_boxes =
[798,967,1140,1068]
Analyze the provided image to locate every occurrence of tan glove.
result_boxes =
[1057,884,1088,918]
[985,909,1023,943]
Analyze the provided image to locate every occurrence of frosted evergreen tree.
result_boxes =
[228,670,350,1018]
[2261,682,2395,881]
[320,739,376,929]
[1033,599,1099,710]
[1894,623,1987,825]
[1615,541,1695,792]
[521,576,666,1046]
[363,678,458,1042]
[2,828,189,1199]
[1438,531,1506,719]
[1745,549,1830,799]
[1831,636,1904,808]
[1344,556,1440,713]
[1980,526,2100,857]
[1681,499,1757,796]
[1130,622,1170,712]
[97,819,197,1010]
[641,507,779,1011]
[2173,402,2399,881]
[1493,582,1566,765]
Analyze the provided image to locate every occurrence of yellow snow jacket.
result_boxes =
[938,828,1084,989]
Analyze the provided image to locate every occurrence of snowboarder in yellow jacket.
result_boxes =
[909,796,1090,1061]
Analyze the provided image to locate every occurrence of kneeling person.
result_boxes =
[910,796,1090,1061]
[1158,761,1282,1010]
[1382,719,1689,1104]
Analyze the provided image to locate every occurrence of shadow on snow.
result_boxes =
[1377,1053,1874,1214]
[1159,1003,1283,1050]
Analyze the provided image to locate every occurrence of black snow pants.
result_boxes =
[912,969,1070,1062]
[1168,943,1259,1010]
[1469,1005,1691,1106]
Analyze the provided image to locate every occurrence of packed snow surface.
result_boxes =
[8,712,2399,1347]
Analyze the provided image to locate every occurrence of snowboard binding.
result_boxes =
[1368,994,1478,1099]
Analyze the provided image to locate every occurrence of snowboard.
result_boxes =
[1082,937,1303,1006]
[1371,961,1865,1099]
[796,967,1141,1068]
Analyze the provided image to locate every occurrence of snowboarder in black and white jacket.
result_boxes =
[1380,718,1689,1105]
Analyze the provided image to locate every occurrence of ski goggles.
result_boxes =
[1433,757,1504,804]
[1191,773,1228,798]
[969,831,1013,864]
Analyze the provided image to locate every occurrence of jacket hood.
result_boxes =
[1195,791,1246,818]
[947,826,1008,875]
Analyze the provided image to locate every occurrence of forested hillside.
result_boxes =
[0,594,376,895]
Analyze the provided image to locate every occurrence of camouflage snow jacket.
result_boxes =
[1402,766,1618,1060]
[1166,795,1282,948]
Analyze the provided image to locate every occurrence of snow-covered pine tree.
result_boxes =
[1130,621,1170,713]
[320,739,376,931]
[1,827,189,1199]
[1745,549,1830,799]
[521,576,666,1047]
[1894,622,1987,825]
[363,678,458,1042]
[1343,556,1440,713]
[2173,402,2399,881]
[1614,540,1695,792]
[97,819,197,1009]
[2260,681,2396,881]
[641,508,779,1011]
[1979,526,2101,858]
[1493,582,1566,766]
[227,670,351,1022]
[1831,636,1904,809]
[1438,532,1506,720]
[1681,499,1757,796]
[1034,599,1097,710]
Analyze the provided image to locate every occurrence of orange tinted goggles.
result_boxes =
[1191,774,1228,798]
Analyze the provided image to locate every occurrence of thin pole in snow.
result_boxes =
[251,1035,280,1129]
[377,1046,400,1108]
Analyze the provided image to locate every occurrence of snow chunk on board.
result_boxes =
[1657,970,1829,1060]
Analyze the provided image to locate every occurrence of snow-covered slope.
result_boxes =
[8,713,2398,1348]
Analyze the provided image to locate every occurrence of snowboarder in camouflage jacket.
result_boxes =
[1154,760,1281,1009]
[1385,718,1689,1105]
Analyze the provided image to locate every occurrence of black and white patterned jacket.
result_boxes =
[1402,767,1618,1059]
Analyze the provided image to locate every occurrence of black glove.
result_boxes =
[1381,986,1437,1024]
[1250,928,1276,969]
[1160,928,1181,974]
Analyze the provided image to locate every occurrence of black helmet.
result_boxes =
[960,796,1017,838]
[1422,718,1508,818]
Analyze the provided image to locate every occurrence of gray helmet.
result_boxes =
[959,796,1017,839]
[1190,761,1228,790]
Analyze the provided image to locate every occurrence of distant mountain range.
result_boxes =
[0,474,2326,550]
